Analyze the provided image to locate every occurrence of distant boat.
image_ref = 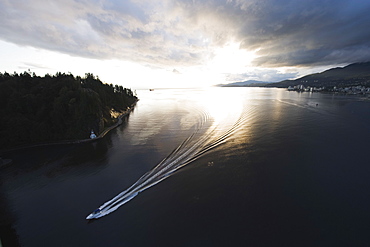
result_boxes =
[149,89,154,91]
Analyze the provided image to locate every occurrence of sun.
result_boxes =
[164,42,258,87]
[208,42,257,74]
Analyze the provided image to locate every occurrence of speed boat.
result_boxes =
[86,208,103,220]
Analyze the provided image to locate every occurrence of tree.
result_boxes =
[0,71,138,149]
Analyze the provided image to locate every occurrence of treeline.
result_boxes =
[0,71,138,149]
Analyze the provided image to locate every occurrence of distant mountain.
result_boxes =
[218,80,273,87]
[266,62,370,88]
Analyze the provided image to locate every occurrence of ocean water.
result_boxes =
[1,87,370,246]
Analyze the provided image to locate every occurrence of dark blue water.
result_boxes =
[1,88,370,246]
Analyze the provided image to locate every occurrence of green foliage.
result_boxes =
[0,71,137,149]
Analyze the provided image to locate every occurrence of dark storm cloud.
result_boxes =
[1,0,370,68]
[233,0,370,66]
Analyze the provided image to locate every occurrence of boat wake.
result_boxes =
[86,108,252,220]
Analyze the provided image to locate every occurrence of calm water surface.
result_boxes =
[1,88,370,246]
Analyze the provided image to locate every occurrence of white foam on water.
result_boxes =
[86,106,256,219]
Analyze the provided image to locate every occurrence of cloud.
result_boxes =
[0,0,238,68]
[235,0,370,67]
[19,62,52,71]
[1,0,370,70]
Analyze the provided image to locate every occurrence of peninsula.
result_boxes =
[0,71,138,149]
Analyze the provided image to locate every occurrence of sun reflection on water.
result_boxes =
[196,88,257,152]
[200,88,244,128]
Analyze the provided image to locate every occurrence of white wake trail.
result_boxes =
[86,108,253,219]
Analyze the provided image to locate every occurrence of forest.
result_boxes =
[0,71,138,149]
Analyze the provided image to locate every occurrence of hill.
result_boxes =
[218,80,273,87]
[0,71,138,149]
[266,62,370,88]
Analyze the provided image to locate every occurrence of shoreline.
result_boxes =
[0,101,138,154]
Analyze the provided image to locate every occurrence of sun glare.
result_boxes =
[166,43,258,87]
[208,42,256,74]
[200,88,244,128]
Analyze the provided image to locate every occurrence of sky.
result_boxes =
[1,0,370,89]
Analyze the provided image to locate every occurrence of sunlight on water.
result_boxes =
[86,88,257,219]
[201,88,244,128]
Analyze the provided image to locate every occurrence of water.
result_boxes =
[1,88,370,246]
